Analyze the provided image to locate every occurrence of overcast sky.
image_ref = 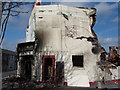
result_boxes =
[2,1,119,52]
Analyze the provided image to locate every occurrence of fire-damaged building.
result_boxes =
[16,1,120,88]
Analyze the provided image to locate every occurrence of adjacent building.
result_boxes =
[2,49,17,72]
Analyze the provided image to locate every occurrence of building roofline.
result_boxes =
[2,49,16,55]
[77,7,96,11]
[17,41,35,46]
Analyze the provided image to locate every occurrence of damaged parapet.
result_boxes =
[17,5,103,87]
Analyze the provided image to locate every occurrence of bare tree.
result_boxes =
[0,2,35,45]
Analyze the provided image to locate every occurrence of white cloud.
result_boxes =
[112,17,118,22]
[2,38,26,51]
[100,37,118,45]
[99,37,118,52]
[95,2,117,15]
[16,38,26,43]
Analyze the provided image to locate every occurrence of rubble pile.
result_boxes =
[2,76,57,89]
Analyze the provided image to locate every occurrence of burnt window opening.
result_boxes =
[39,10,45,12]
[72,55,84,67]
[39,17,43,19]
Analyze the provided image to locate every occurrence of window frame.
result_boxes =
[72,55,84,68]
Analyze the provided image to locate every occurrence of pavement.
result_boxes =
[1,87,120,90]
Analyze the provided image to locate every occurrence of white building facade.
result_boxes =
[18,4,102,87]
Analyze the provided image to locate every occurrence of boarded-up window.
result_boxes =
[72,55,83,67]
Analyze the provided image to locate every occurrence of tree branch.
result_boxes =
[2,2,34,11]
[0,2,11,45]
[0,2,35,45]
[2,10,29,16]
[10,10,29,13]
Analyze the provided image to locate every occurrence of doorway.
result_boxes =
[20,56,33,80]
[42,55,55,82]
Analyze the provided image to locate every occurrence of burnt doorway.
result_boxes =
[20,56,33,80]
[56,62,64,86]
[42,55,55,82]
